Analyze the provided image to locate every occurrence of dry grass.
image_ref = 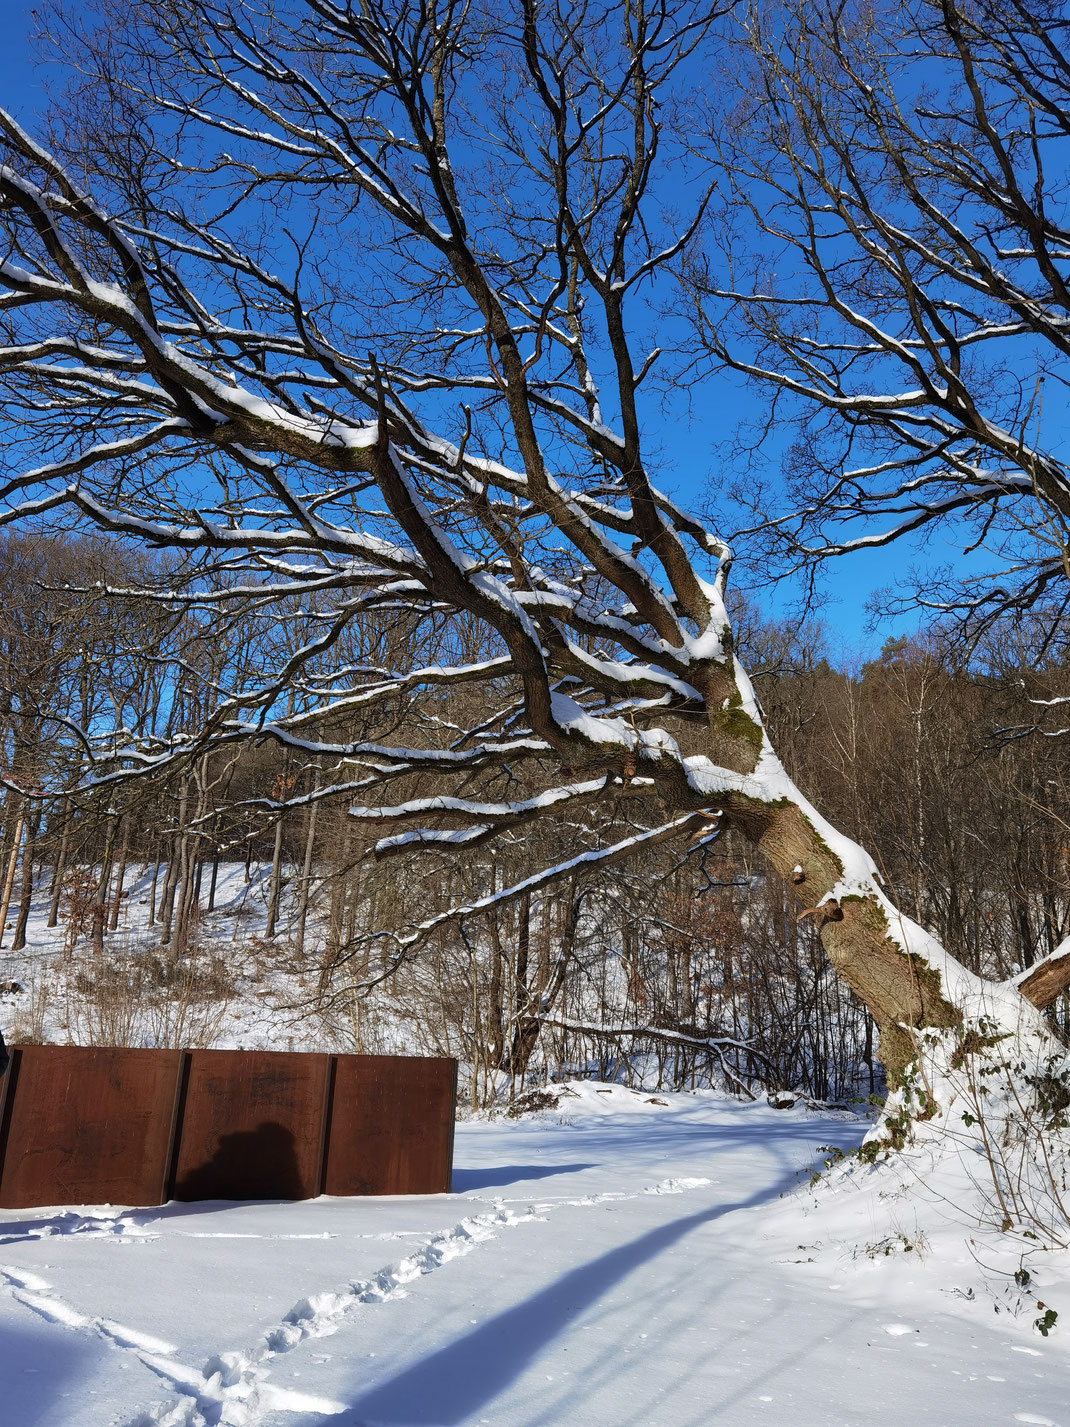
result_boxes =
[62,939,235,1049]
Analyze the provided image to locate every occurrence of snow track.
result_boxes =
[4,1093,1069,1427]
[130,1207,545,1427]
[1,1262,180,1359]
[128,1177,712,1427]
[0,1175,711,1427]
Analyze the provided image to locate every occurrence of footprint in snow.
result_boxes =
[642,1177,711,1195]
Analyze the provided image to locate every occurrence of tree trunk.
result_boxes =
[11,808,39,952]
[147,850,161,927]
[171,836,197,958]
[47,796,72,929]
[0,801,25,950]
[319,821,354,1003]
[295,775,320,959]
[685,667,1060,1095]
[507,891,532,1086]
[265,814,285,940]
[486,932,505,1077]
[91,899,106,957]
[108,815,132,932]
[158,837,180,947]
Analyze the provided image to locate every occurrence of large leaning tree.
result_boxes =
[0,0,1068,1123]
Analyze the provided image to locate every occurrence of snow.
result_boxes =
[1009,937,1070,991]
[675,655,1024,1029]
[1,1086,1069,1426]
[0,864,324,1054]
[3,870,1070,1425]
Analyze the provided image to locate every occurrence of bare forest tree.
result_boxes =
[0,0,1069,1137]
[689,0,1070,658]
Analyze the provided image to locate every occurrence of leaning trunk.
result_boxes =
[686,662,1061,1097]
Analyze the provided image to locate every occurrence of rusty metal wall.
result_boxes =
[0,1046,184,1210]
[0,1047,455,1209]
[324,1055,456,1196]
[169,1050,332,1202]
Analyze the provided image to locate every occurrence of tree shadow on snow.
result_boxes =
[450,1163,596,1192]
[0,1317,102,1427]
[327,1163,806,1426]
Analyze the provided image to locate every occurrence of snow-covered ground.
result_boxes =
[0,864,375,1056]
[2,1083,1068,1427]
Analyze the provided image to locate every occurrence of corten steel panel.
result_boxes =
[0,1046,183,1210]
[170,1050,331,1201]
[323,1055,456,1196]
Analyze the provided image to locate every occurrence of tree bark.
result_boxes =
[108,814,131,932]
[265,814,285,940]
[295,773,320,958]
[47,795,71,929]
[0,801,26,950]
[11,807,38,952]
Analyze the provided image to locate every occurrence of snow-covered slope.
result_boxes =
[1,1085,1067,1426]
[0,863,375,1056]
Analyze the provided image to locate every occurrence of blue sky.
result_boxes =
[0,3,932,659]
[1,8,43,118]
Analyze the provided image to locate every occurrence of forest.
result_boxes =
[0,0,1066,1157]
[6,5,1070,1422]
[0,529,1066,1108]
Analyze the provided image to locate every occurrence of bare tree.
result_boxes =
[687,0,1070,650]
[0,0,1067,1137]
